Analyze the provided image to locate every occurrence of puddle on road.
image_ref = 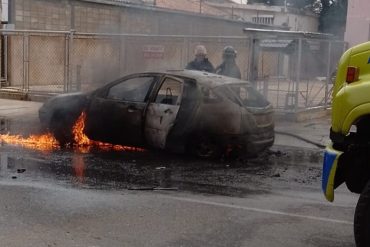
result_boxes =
[0,144,324,196]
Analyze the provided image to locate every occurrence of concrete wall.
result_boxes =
[11,0,266,35]
[344,0,370,47]
[14,0,71,30]
[3,0,270,91]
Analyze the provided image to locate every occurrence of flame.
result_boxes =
[0,111,145,153]
[72,111,145,153]
[0,132,59,151]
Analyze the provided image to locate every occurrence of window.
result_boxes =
[252,16,274,25]
[155,78,182,105]
[107,76,155,102]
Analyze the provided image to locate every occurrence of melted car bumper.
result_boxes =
[247,126,274,154]
[322,143,343,202]
[216,126,274,156]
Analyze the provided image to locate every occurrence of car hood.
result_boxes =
[41,92,87,109]
[39,92,89,125]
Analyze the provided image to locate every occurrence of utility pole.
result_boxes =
[199,0,202,14]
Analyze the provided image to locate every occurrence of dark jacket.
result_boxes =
[215,61,241,79]
[185,58,215,73]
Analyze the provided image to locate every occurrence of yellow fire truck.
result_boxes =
[322,41,370,247]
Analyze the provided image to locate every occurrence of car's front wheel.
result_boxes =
[354,179,370,247]
[50,111,75,146]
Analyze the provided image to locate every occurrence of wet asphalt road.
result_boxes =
[0,99,358,247]
[0,144,358,247]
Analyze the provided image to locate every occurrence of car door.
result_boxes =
[85,75,157,146]
[145,76,184,149]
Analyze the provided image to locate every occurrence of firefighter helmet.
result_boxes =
[195,45,207,56]
[223,46,237,58]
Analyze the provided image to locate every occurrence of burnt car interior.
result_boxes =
[155,77,183,105]
[106,76,156,102]
[144,76,184,149]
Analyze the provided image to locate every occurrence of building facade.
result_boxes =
[344,0,370,47]
[206,2,319,32]
[1,0,273,35]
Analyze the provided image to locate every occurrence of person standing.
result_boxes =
[185,45,215,73]
[216,46,241,79]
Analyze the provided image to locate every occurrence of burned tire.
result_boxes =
[341,150,370,194]
[50,112,74,146]
[186,135,221,159]
[354,180,370,247]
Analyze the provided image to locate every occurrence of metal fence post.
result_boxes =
[3,35,8,85]
[76,65,81,91]
[325,41,332,108]
[249,36,259,87]
[182,37,189,68]
[68,30,75,92]
[23,33,30,92]
[295,38,302,112]
[64,33,69,93]
[245,37,250,81]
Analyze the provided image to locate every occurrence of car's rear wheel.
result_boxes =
[354,179,370,247]
[186,135,221,159]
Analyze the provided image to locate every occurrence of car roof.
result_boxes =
[145,70,250,88]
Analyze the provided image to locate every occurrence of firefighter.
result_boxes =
[185,45,215,73]
[216,46,241,79]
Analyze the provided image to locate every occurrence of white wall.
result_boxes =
[229,6,318,32]
[283,13,318,32]
[230,0,248,3]
[345,0,370,47]
[1,0,8,24]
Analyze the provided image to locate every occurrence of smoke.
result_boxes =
[70,3,125,91]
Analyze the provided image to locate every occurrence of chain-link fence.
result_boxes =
[0,30,346,113]
[259,39,346,111]
[246,30,347,112]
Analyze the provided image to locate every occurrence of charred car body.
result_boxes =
[39,70,274,157]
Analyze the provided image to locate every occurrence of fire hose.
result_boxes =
[275,131,326,149]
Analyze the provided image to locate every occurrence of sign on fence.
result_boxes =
[143,45,165,59]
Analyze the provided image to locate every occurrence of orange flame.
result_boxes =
[0,132,59,151]
[72,111,145,153]
[0,111,145,153]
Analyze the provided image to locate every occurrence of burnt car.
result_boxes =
[39,70,274,157]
